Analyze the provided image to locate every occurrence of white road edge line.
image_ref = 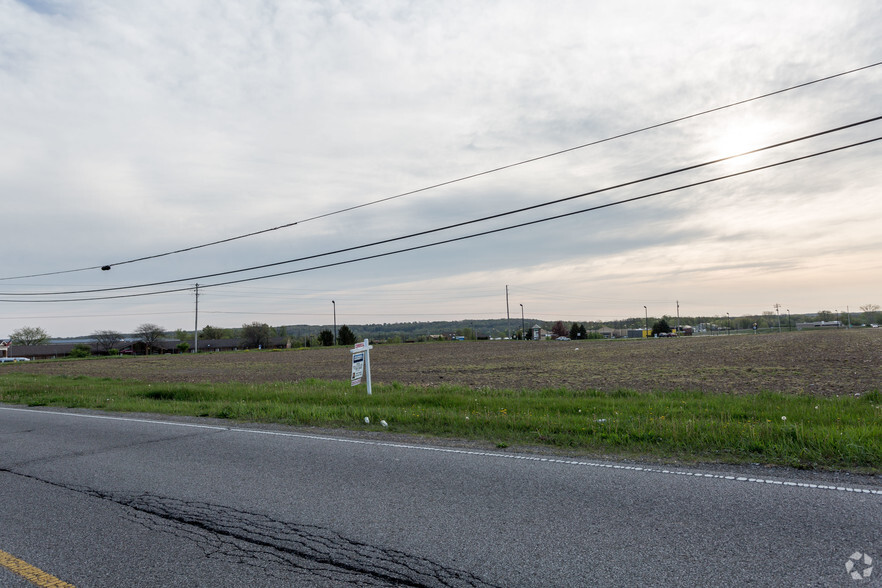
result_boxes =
[2,406,879,496]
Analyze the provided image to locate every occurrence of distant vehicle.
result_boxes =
[556,337,571,341]
[872,324,880,328]
[0,357,30,363]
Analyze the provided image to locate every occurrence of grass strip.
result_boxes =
[1,373,880,472]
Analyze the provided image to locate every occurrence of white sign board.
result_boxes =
[351,351,365,385]
[349,339,373,394]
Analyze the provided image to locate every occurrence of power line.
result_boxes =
[3,115,879,297]
[4,134,878,303]
[2,61,879,282]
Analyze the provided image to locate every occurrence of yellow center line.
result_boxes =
[0,550,75,588]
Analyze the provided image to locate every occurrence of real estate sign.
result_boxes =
[349,339,373,394]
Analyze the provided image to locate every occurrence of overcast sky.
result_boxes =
[2,0,881,338]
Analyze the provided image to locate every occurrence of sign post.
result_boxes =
[350,339,373,394]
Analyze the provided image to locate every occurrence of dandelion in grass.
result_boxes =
[781,416,787,421]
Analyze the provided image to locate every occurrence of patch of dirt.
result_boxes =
[4,330,881,396]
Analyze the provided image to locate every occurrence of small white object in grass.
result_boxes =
[364,417,370,424]
[380,420,388,427]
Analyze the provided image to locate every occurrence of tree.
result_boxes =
[817,310,834,322]
[92,330,123,355]
[135,323,165,354]
[318,329,334,347]
[10,326,50,346]
[578,324,588,339]
[651,319,672,337]
[69,344,92,358]
[860,304,880,324]
[551,321,568,338]
[176,341,190,354]
[200,325,228,340]
[569,322,581,339]
[337,324,357,346]
[240,322,272,349]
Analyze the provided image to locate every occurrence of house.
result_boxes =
[0,340,9,358]
[191,338,242,352]
[7,343,96,360]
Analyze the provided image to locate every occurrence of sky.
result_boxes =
[1,0,881,338]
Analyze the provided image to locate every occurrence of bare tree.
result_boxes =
[860,304,880,324]
[10,326,49,346]
[92,330,123,354]
[135,323,165,354]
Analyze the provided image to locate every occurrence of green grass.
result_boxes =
[1,373,880,472]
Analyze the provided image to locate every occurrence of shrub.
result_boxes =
[68,344,92,359]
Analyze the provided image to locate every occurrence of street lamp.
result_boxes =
[643,306,648,337]
[727,312,730,335]
[787,309,791,332]
[332,300,337,346]
[520,304,525,340]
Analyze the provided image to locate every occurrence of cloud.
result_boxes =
[2,0,881,336]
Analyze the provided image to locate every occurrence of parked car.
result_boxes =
[0,357,30,363]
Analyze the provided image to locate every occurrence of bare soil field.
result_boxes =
[4,329,880,396]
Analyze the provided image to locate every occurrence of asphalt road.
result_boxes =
[0,406,879,587]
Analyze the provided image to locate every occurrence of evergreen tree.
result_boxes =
[651,319,672,337]
[318,329,334,346]
[338,325,357,346]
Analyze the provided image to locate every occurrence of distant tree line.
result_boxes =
[8,304,881,358]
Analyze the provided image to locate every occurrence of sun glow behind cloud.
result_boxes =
[1,1,881,336]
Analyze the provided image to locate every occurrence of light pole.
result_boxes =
[506,285,511,340]
[520,304,525,340]
[332,300,337,346]
[727,312,730,335]
[643,306,648,337]
[787,309,791,332]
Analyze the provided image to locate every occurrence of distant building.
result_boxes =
[796,321,842,330]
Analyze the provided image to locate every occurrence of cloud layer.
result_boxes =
[2,0,881,336]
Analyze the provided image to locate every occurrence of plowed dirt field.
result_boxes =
[5,329,881,396]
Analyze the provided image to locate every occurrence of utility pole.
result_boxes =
[506,285,511,340]
[332,300,337,345]
[676,300,680,333]
[774,303,782,333]
[194,283,199,353]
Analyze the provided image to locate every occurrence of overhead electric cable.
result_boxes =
[2,61,879,282]
[4,134,878,303]
[4,115,879,297]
